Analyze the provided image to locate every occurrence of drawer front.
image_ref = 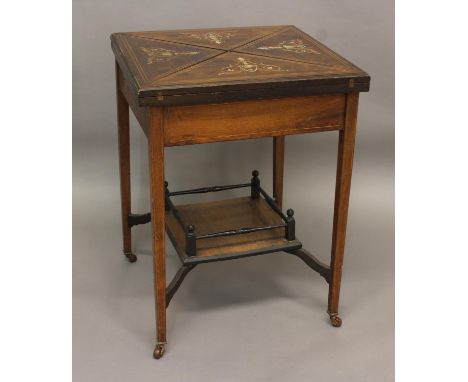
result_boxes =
[163,94,346,146]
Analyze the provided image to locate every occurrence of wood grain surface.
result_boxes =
[117,64,148,135]
[147,107,167,348]
[116,62,133,258]
[328,92,359,318]
[163,94,345,146]
[113,25,369,357]
[111,25,370,105]
[166,197,301,260]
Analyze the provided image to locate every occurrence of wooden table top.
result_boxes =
[111,25,370,106]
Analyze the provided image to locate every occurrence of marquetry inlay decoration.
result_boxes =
[218,57,288,75]
[140,47,200,64]
[257,39,320,54]
[182,32,235,45]
[112,25,370,101]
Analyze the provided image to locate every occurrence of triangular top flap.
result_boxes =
[154,52,356,88]
[114,34,222,87]
[111,25,370,104]
[234,26,362,72]
[130,26,286,50]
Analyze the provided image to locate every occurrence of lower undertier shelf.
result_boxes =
[166,196,302,264]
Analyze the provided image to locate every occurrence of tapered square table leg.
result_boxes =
[115,61,136,263]
[147,108,167,359]
[328,92,359,327]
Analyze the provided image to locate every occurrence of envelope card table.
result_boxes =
[111,25,370,359]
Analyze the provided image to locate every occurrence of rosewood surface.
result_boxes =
[111,25,369,106]
[111,25,370,359]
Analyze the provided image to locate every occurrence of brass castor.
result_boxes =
[125,252,137,263]
[153,344,166,359]
[329,314,342,327]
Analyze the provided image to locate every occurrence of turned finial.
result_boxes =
[250,170,260,199]
[186,225,196,257]
[285,208,295,241]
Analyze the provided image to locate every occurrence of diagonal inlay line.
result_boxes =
[289,26,365,71]
[147,27,292,85]
[128,35,224,84]
[229,49,359,72]
[233,25,355,69]
[130,26,288,52]
[226,25,291,51]
[122,36,148,85]
[149,50,228,84]
[231,26,364,73]
[128,34,227,52]
[153,51,360,89]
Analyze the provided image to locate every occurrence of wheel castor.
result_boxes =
[329,314,342,327]
[125,252,137,263]
[153,344,166,359]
